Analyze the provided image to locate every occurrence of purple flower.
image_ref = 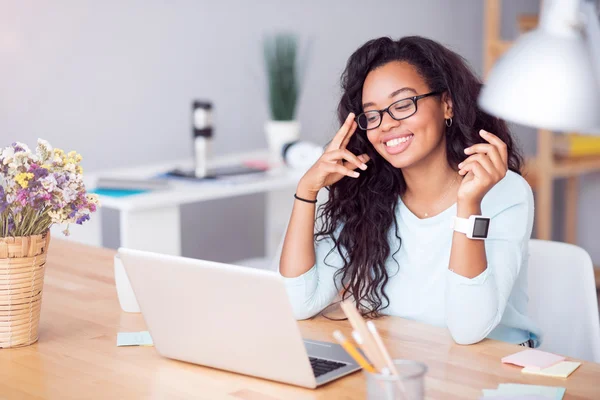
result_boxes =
[68,203,77,218]
[76,214,90,225]
[12,143,25,152]
[32,167,49,180]
[7,218,15,233]
[26,190,45,208]
[55,173,67,186]
[0,186,6,213]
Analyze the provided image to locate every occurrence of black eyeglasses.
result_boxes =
[355,91,442,130]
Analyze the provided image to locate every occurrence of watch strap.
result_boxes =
[453,216,471,234]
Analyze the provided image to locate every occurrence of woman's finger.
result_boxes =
[458,154,497,178]
[322,162,360,178]
[325,149,367,170]
[464,143,506,173]
[326,113,356,151]
[458,161,492,185]
[340,120,358,149]
[357,154,370,164]
[343,153,371,170]
[479,129,508,164]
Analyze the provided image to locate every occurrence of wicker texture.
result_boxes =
[0,232,50,348]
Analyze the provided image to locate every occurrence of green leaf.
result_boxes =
[263,33,301,121]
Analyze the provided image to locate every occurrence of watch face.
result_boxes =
[473,217,490,238]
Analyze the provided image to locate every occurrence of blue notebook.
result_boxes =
[90,188,150,198]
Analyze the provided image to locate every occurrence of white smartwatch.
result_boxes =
[453,215,490,240]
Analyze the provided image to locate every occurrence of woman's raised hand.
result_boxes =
[457,129,508,205]
[296,113,370,200]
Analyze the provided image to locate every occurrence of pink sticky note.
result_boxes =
[501,349,565,370]
[479,396,550,400]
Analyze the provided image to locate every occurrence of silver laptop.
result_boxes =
[118,247,361,389]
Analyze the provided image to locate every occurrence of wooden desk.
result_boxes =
[1,240,599,399]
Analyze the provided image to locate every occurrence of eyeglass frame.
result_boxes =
[355,91,443,130]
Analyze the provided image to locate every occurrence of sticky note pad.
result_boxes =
[117,331,154,347]
[522,361,581,378]
[496,383,566,400]
[501,349,565,370]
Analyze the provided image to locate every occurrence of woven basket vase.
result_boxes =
[0,231,50,348]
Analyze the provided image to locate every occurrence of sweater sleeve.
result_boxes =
[445,175,534,345]
[279,234,345,320]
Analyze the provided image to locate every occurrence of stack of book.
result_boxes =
[92,177,171,198]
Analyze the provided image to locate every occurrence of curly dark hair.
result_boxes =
[316,36,524,318]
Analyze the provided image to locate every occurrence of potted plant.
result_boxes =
[0,140,99,348]
[263,32,308,164]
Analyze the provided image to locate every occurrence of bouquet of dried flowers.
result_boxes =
[0,139,100,237]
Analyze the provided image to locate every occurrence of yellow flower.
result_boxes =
[67,151,77,158]
[52,154,63,165]
[41,164,51,170]
[76,165,83,174]
[15,172,34,188]
[54,148,64,156]
[75,154,82,163]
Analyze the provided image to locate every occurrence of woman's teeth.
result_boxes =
[385,135,413,147]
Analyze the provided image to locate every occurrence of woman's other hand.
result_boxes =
[457,129,508,206]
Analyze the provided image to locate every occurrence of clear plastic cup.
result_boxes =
[364,360,428,400]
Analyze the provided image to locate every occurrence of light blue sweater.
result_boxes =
[281,170,542,347]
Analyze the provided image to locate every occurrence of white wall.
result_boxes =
[0,0,484,167]
[3,0,598,264]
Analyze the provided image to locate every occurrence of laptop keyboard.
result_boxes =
[308,357,346,378]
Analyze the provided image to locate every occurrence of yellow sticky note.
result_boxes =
[522,361,581,378]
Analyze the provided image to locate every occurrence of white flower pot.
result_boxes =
[265,120,301,165]
[114,254,140,313]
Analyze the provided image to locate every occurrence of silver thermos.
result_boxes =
[192,100,213,178]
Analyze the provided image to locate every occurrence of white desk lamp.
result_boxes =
[478,0,600,133]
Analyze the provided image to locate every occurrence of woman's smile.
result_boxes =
[382,133,414,155]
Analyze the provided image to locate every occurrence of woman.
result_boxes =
[279,36,541,347]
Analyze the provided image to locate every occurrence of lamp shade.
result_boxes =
[478,0,600,133]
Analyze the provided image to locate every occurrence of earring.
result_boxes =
[445,117,453,127]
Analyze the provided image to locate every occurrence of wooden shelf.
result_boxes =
[554,155,600,177]
[524,154,600,188]
[517,14,539,33]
